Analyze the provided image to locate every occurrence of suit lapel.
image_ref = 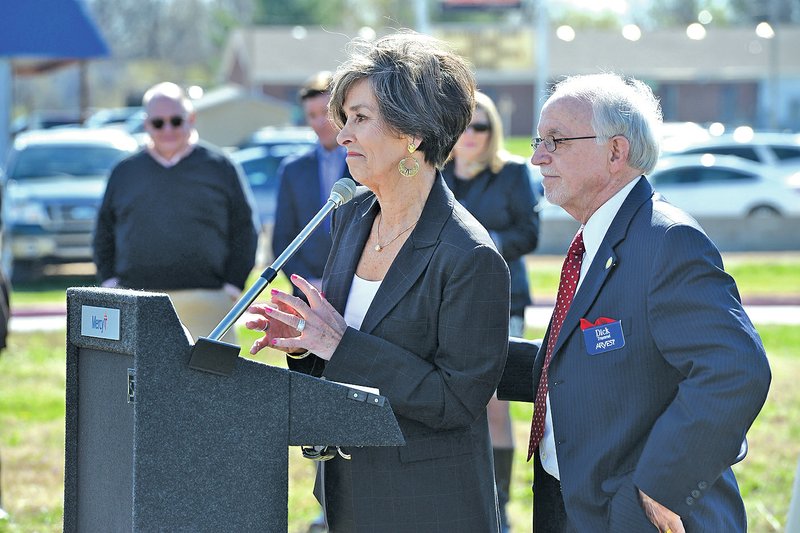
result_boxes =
[325,194,378,316]
[359,175,452,334]
[546,177,654,361]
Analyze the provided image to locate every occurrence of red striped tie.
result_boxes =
[527,230,585,461]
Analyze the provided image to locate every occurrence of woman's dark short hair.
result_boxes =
[330,32,476,169]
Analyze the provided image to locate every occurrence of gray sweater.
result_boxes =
[93,142,258,290]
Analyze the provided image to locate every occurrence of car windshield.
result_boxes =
[233,144,314,188]
[9,145,129,180]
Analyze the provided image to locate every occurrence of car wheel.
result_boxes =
[747,205,781,218]
[11,260,44,285]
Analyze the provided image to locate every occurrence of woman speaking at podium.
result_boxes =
[247,32,510,532]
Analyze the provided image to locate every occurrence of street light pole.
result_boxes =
[756,0,780,130]
[531,0,550,136]
[768,0,779,130]
[414,0,430,35]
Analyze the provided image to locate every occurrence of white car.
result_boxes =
[659,121,711,154]
[536,153,800,221]
[647,153,800,219]
[663,130,800,171]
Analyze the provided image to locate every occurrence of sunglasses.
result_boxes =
[467,123,491,133]
[149,115,185,130]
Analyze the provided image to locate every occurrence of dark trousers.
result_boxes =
[533,453,568,533]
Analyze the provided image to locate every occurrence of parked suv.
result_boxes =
[2,127,139,282]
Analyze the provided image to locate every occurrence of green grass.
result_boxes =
[9,268,295,308]
[9,252,800,310]
[0,323,797,532]
[733,325,800,531]
[526,252,800,303]
[724,255,800,299]
[507,136,535,159]
[9,274,98,307]
[1,253,797,531]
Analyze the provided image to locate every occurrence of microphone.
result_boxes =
[203,178,357,343]
[271,177,356,270]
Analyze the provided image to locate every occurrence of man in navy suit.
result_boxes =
[273,71,348,295]
[502,73,771,532]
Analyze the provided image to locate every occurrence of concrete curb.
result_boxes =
[12,306,67,318]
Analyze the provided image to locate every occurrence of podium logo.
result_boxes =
[91,312,108,333]
[81,305,121,340]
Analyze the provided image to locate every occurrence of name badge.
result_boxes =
[580,317,625,355]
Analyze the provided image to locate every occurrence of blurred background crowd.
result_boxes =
[0,0,798,283]
[1,2,799,531]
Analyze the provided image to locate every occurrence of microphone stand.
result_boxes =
[188,178,356,376]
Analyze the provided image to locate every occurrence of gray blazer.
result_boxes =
[290,174,510,532]
[501,177,770,532]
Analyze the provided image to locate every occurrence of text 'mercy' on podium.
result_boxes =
[63,287,404,532]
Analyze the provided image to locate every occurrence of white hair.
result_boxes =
[550,73,662,174]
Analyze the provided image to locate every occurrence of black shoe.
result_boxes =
[307,522,326,533]
[307,515,327,533]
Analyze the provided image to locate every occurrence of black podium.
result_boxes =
[63,287,404,532]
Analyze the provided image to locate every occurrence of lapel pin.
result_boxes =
[605,257,613,270]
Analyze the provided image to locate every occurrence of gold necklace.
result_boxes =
[374,214,418,252]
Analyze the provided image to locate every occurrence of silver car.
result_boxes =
[2,127,139,282]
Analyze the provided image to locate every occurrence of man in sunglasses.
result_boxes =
[93,82,258,342]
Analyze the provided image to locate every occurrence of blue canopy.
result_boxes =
[0,0,109,58]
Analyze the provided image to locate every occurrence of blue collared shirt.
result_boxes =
[316,144,347,205]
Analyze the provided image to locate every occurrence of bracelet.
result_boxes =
[286,349,310,360]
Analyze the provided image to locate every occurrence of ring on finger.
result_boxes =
[260,321,270,332]
[296,318,306,333]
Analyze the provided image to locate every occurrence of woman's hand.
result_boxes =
[245,300,301,355]
[247,274,347,360]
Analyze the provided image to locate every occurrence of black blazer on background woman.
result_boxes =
[442,158,539,317]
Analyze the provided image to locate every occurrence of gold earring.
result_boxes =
[398,142,419,177]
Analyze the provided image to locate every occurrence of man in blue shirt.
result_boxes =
[272,72,348,296]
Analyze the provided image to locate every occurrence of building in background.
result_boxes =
[219,24,800,135]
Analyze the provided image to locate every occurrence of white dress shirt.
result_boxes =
[343,274,382,330]
[540,176,643,478]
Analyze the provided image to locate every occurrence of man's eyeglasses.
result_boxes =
[531,135,597,153]
[466,123,491,133]
[149,115,185,130]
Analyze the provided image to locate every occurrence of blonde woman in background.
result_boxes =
[443,91,540,533]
